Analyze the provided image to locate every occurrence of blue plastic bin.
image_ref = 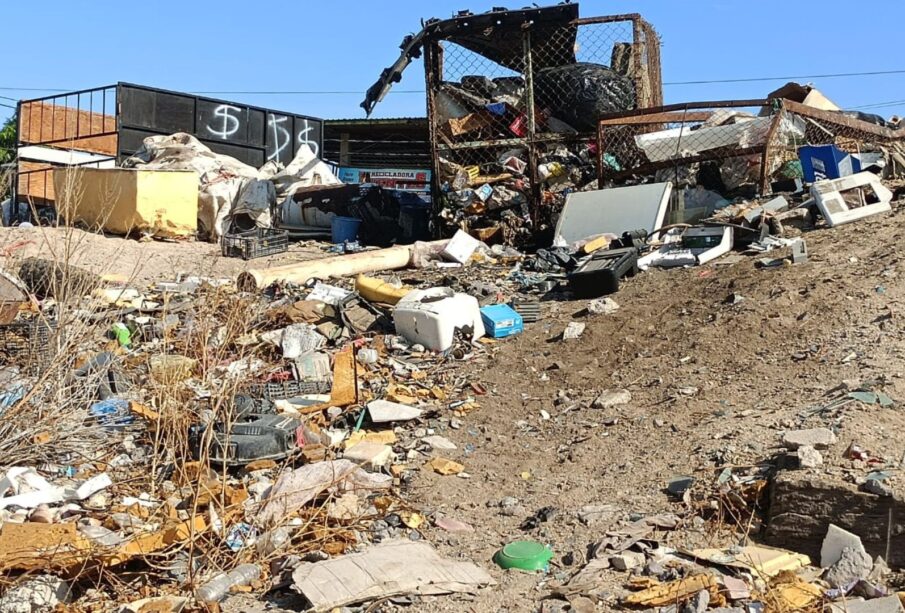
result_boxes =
[480,304,524,339]
[331,216,362,244]
[798,145,861,182]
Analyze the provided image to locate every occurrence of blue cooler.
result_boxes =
[480,304,524,339]
[798,145,861,182]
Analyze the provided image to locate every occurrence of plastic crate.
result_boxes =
[247,380,332,400]
[221,228,289,260]
[0,319,59,373]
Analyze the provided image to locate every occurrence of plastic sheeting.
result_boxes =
[123,134,341,240]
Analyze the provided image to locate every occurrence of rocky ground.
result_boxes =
[1,207,903,612]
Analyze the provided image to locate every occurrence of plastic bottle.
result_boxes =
[255,526,292,556]
[195,564,261,604]
[356,348,379,365]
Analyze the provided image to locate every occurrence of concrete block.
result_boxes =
[781,428,837,450]
[822,524,867,568]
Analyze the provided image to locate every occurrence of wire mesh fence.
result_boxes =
[428,13,661,246]
[596,99,905,223]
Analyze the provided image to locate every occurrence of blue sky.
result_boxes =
[3,0,905,123]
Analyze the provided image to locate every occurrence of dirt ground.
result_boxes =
[3,210,903,612]
[0,226,327,285]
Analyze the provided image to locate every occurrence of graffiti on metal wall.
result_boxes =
[207,104,243,140]
[267,114,320,161]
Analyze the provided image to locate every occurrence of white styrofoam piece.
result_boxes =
[441,230,481,264]
[368,400,423,423]
[555,183,673,246]
[812,172,893,228]
[394,287,485,352]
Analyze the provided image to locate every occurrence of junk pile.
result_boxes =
[363,3,662,248]
[120,133,432,249]
[0,231,541,611]
[122,133,341,240]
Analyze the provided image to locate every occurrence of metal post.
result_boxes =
[10,101,22,224]
[522,26,542,234]
[424,41,444,237]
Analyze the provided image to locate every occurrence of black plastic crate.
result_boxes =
[221,228,289,260]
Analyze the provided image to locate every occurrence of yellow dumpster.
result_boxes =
[53,168,198,238]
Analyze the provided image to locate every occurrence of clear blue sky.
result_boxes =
[3,0,905,123]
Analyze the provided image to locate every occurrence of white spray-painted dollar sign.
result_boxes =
[207,104,241,140]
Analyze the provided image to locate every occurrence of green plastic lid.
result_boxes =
[494,540,554,571]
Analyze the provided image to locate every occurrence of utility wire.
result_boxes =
[0,67,904,97]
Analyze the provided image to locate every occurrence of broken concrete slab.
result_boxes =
[368,399,423,423]
[824,546,873,588]
[609,551,645,571]
[797,445,823,468]
[822,524,868,568]
[343,442,393,469]
[422,435,457,451]
[781,428,837,450]
[831,595,905,613]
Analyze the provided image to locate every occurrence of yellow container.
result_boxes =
[355,274,412,305]
[53,168,198,238]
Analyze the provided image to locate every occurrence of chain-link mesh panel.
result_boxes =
[428,14,662,246]
[436,144,535,247]
[764,101,905,184]
[597,99,905,224]
[597,101,774,203]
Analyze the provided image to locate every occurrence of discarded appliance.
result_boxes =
[639,226,733,269]
[53,168,198,238]
[480,304,524,339]
[811,172,893,227]
[554,183,672,246]
[393,287,485,352]
[569,247,639,297]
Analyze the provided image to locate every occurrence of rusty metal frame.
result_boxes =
[425,11,663,238]
[597,98,905,195]
[596,99,774,188]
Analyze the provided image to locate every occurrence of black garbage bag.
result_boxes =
[535,63,636,132]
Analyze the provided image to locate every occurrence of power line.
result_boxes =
[663,68,905,86]
[0,67,902,97]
